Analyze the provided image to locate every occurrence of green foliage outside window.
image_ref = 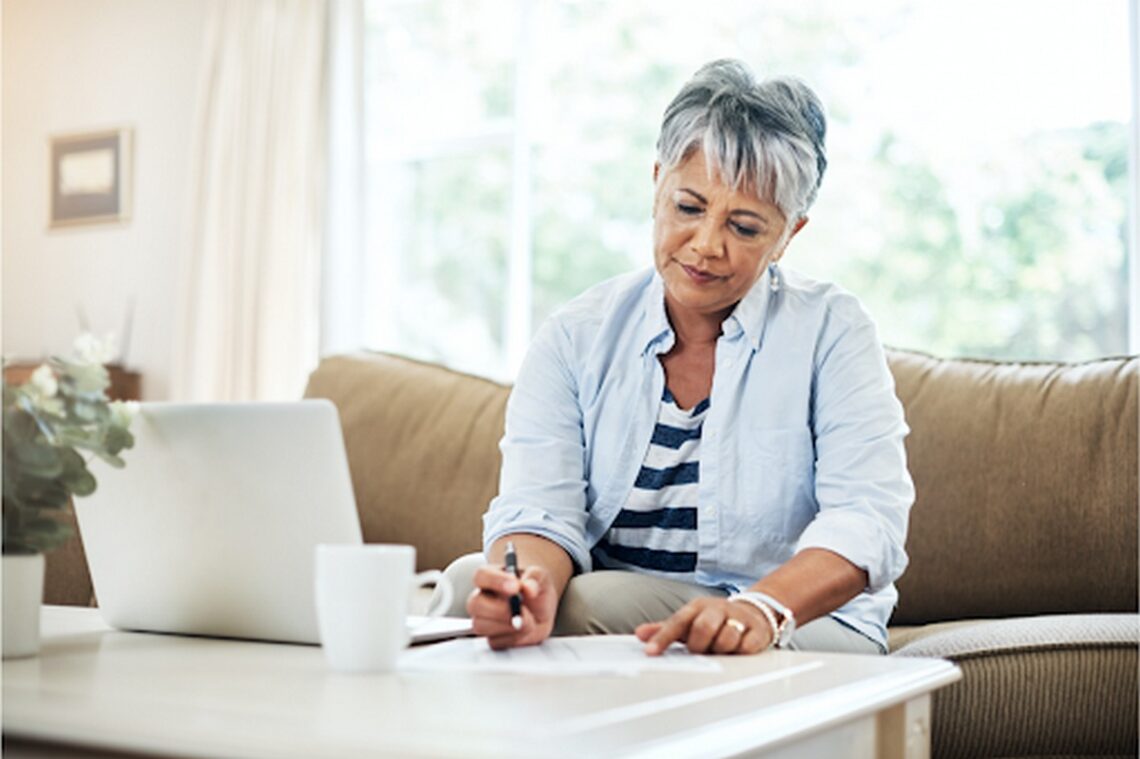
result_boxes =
[364,0,1131,376]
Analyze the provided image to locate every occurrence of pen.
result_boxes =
[504,541,523,630]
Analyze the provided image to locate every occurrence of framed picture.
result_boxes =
[49,128,132,228]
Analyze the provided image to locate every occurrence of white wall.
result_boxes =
[2,0,207,400]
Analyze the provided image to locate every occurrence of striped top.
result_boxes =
[590,387,709,581]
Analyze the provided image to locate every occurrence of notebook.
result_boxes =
[75,400,471,645]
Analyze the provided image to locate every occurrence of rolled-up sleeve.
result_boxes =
[483,318,592,572]
[794,298,914,593]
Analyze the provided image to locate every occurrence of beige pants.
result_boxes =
[440,553,884,655]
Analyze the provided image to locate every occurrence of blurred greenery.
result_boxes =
[364,0,1131,375]
[835,123,1128,361]
[403,150,511,363]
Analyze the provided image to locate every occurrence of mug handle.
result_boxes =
[412,569,453,618]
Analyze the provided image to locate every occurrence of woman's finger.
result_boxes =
[470,616,516,638]
[634,622,663,642]
[710,615,747,654]
[466,587,511,621]
[683,605,724,654]
[644,604,699,655]
[471,565,520,596]
[738,624,772,655]
[486,632,524,651]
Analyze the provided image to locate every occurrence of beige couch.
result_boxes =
[48,347,1138,758]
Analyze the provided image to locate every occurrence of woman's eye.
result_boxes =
[677,203,702,216]
[731,222,760,238]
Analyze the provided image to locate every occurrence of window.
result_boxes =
[360,0,1135,379]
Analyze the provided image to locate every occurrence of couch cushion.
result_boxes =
[885,349,1138,625]
[304,352,509,572]
[889,619,982,653]
[893,614,1139,758]
[891,613,1139,657]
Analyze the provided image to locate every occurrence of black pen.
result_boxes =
[504,541,523,630]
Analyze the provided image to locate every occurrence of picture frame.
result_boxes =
[49,128,133,228]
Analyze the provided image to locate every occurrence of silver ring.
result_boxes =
[726,618,747,635]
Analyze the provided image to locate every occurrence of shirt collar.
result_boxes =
[641,265,779,356]
[641,273,674,356]
[724,264,777,352]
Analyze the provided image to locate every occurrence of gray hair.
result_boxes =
[656,59,827,221]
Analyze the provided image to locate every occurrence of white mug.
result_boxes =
[315,544,453,672]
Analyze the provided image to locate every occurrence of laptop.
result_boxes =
[75,400,470,645]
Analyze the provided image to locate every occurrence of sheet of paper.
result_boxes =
[398,634,722,676]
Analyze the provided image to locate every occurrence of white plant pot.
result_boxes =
[3,553,45,659]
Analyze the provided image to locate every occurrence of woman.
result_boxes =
[465,59,912,656]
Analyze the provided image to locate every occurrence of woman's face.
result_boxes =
[652,148,805,322]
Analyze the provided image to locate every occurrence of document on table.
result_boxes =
[398,634,722,676]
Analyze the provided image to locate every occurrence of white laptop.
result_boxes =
[75,400,469,645]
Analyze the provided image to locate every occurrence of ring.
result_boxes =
[726,618,747,635]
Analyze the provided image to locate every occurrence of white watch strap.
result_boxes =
[730,591,797,648]
[728,594,780,650]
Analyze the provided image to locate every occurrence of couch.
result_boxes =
[46,347,1138,758]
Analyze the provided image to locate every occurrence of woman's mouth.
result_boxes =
[680,263,723,284]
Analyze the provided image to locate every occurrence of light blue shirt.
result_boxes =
[483,265,914,649]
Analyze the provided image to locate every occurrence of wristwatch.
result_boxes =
[729,591,797,648]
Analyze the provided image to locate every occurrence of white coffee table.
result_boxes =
[3,606,959,758]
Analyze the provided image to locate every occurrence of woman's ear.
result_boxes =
[771,217,810,265]
[790,216,809,238]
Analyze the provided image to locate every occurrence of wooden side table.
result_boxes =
[3,362,142,401]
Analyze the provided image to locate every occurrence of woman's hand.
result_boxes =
[466,563,560,650]
[635,597,774,655]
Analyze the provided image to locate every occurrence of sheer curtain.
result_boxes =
[173,0,328,401]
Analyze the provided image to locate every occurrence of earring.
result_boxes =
[769,265,780,292]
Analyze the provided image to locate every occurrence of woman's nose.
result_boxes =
[690,217,726,257]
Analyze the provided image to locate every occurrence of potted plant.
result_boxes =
[2,334,137,658]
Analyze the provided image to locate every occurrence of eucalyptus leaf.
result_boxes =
[91,450,126,469]
[14,476,71,510]
[17,519,72,554]
[73,401,99,422]
[5,407,39,442]
[59,448,97,497]
[11,440,64,479]
[55,428,100,450]
[14,398,58,444]
[69,473,98,497]
[104,425,133,455]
